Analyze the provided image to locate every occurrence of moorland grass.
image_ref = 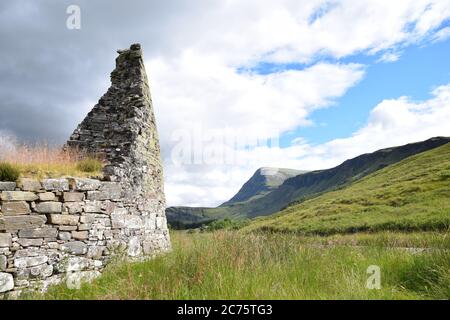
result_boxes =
[31,231,449,300]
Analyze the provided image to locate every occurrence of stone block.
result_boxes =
[41,179,69,191]
[0,255,6,271]
[1,201,31,215]
[18,228,57,238]
[71,178,102,191]
[66,271,100,290]
[0,191,38,201]
[0,272,14,293]
[61,241,87,255]
[38,192,56,201]
[17,238,43,247]
[72,231,88,240]
[36,202,62,214]
[0,233,11,247]
[48,214,79,226]
[58,232,71,241]
[20,179,42,191]
[14,255,48,268]
[0,182,16,191]
[63,192,85,202]
[0,215,47,231]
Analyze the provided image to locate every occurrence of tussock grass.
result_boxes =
[32,231,449,300]
[0,162,20,181]
[0,141,103,179]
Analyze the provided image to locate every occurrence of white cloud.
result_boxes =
[139,0,450,207]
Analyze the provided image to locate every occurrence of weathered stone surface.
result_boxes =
[29,264,53,279]
[1,201,31,216]
[14,255,48,268]
[66,257,90,272]
[61,241,87,255]
[0,191,38,201]
[17,238,43,247]
[84,201,102,213]
[127,236,142,257]
[87,246,104,260]
[0,182,16,191]
[20,179,42,192]
[58,232,71,241]
[71,178,102,191]
[0,215,46,231]
[0,255,6,271]
[38,192,56,201]
[36,202,62,213]
[18,228,57,238]
[63,192,84,202]
[71,231,88,240]
[59,225,77,231]
[41,179,69,191]
[66,271,101,290]
[64,202,83,214]
[87,182,122,201]
[47,214,79,226]
[0,272,14,293]
[111,214,142,229]
[0,233,12,247]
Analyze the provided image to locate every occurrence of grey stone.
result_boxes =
[0,182,16,191]
[0,272,14,293]
[20,179,42,191]
[59,225,77,231]
[63,192,84,202]
[29,264,53,279]
[18,228,57,238]
[84,201,102,213]
[0,215,47,231]
[0,255,7,271]
[58,232,72,241]
[0,191,38,201]
[48,214,79,226]
[0,233,12,247]
[36,202,62,213]
[38,192,56,201]
[14,255,48,268]
[41,178,69,191]
[87,246,104,259]
[64,202,83,214]
[71,178,102,191]
[127,236,142,257]
[66,257,90,272]
[17,238,43,247]
[61,241,87,255]
[1,201,31,215]
[66,271,101,290]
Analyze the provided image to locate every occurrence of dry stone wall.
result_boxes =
[0,44,170,297]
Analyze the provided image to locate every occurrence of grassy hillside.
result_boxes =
[167,137,450,228]
[244,142,450,235]
[31,231,449,300]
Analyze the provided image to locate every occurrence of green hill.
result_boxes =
[167,137,450,228]
[244,142,450,235]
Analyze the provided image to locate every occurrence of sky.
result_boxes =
[0,0,449,207]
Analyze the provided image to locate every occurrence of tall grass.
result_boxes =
[32,231,450,300]
[0,140,103,179]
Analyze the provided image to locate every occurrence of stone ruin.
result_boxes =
[0,44,170,297]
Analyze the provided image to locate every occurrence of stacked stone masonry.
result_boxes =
[0,44,170,297]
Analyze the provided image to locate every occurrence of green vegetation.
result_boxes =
[166,137,450,227]
[0,162,20,181]
[10,161,103,180]
[31,231,449,300]
[244,143,450,235]
[203,218,250,231]
[76,158,103,173]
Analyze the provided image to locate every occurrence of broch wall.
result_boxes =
[0,44,170,297]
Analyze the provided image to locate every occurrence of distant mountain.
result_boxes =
[221,167,306,206]
[166,137,450,228]
[244,141,450,235]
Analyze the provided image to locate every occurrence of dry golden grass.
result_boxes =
[0,142,103,179]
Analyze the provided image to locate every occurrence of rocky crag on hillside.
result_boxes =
[0,44,170,296]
